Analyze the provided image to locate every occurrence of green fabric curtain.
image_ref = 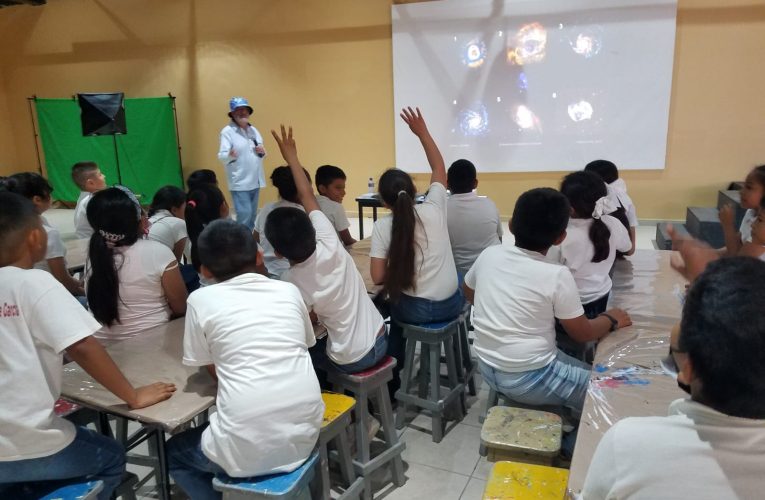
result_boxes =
[35,97,182,203]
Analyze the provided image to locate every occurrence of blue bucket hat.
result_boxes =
[228,96,253,116]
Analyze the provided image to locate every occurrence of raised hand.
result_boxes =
[129,382,177,409]
[271,125,299,165]
[667,224,718,282]
[400,107,430,138]
[718,204,734,227]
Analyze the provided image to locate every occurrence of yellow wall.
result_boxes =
[0,0,763,219]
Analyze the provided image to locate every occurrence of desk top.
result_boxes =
[567,250,686,493]
[64,238,89,272]
[61,318,216,433]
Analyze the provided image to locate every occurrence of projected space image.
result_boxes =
[392,0,677,172]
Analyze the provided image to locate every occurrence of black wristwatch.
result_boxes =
[599,312,618,332]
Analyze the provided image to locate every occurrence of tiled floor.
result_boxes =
[45,208,661,498]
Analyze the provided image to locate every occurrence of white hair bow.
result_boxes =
[592,196,617,220]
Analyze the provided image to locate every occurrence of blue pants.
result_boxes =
[387,288,464,395]
[167,424,226,500]
[311,329,389,375]
[230,188,260,232]
[0,426,125,500]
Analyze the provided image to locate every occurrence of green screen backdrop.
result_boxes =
[35,97,183,203]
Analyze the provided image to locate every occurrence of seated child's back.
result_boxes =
[446,159,502,276]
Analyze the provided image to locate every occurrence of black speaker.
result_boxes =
[77,92,127,136]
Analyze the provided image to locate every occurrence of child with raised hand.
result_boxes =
[167,218,322,499]
[71,161,107,239]
[268,125,387,375]
[252,166,310,279]
[0,192,175,500]
[740,199,765,260]
[549,171,632,318]
[315,164,356,246]
[464,188,630,422]
[370,107,463,394]
[185,183,230,287]
[86,186,187,344]
[720,165,765,255]
[3,173,84,297]
[147,185,188,261]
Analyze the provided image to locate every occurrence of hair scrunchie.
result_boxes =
[187,200,197,208]
[397,190,408,198]
[592,196,617,220]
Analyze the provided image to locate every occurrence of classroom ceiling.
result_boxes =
[0,0,45,8]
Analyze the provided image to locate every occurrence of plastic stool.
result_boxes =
[394,318,465,442]
[482,461,569,500]
[480,407,562,466]
[319,392,364,500]
[40,480,103,500]
[480,388,511,424]
[212,451,319,499]
[327,356,406,500]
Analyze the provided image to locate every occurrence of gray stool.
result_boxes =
[327,357,406,500]
[457,304,478,396]
[318,392,364,500]
[394,318,466,443]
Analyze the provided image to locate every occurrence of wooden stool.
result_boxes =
[480,407,562,466]
[394,318,465,442]
[480,388,511,424]
[212,451,319,499]
[326,356,406,500]
[482,461,569,500]
[319,392,364,500]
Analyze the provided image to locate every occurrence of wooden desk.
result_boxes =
[64,238,89,273]
[348,238,382,296]
[567,250,685,493]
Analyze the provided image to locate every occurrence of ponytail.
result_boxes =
[561,171,612,263]
[85,187,141,326]
[186,184,226,271]
[378,169,418,301]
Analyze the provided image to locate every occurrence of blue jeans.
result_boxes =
[167,424,226,500]
[0,426,125,500]
[231,188,260,232]
[478,350,591,418]
[387,288,464,395]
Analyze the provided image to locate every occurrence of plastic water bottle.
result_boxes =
[368,177,375,193]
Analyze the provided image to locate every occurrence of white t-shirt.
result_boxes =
[465,244,583,373]
[370,182,458,301]
[34,216,67,274]
[283,211,382,365]
[253,200,304,279]
[217,123,267,192]
[73,191,94,239]
[0,267,101,461]
[147,210,187,254]
[582,398,765,500]
[740,209,755,243]
[86,239,176,343]
[546,215,632,304]
[316,195,351,235]
[606,179,638,227]
[183,273,323,477]
[447,192,502,276]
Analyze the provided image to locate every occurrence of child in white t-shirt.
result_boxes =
[548,171,632,317]
[3,173,84,297]
[71,161,107,239]
[85,186,187,344]
[0,191,175,500]
[719,165,765,255]
[147,185,188,261]
[315,164,356,246]
[253,166,310,279]
[446,159,502,277]
[740,204,765,261]
[582,257,765,499]
[269,127,386,375]
[369,107,463,395]
[585,159,637,256]
[167,218,323,499]
[463,188,630,421]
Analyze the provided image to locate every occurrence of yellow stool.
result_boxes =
[480,407,562,466]
[483,461,569,500]
[319,392,364,500]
